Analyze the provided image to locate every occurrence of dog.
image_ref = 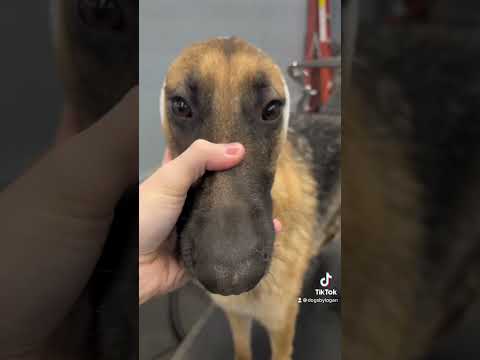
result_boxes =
[160,37,340,360]
[52,2,340,358]
[343,24,480,360]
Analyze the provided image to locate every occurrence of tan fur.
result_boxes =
[211,141,319,360]
[163,38,326,359]
[343,88,430,360]
[163,38,286,146]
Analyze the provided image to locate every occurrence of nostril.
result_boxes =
[254,248,271,262]
[195,256,267,295]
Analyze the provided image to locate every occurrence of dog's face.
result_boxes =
[51,0,138,125]
[161,37,290,295]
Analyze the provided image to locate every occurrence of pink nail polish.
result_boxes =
[273,218,282,233]
[225,143,241,156]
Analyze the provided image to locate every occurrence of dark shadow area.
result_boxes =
[0,3,61,188]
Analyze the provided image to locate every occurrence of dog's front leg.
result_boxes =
[265,302,299,360]
[226,311,253,360]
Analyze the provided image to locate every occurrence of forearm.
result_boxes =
[0,188,109,356]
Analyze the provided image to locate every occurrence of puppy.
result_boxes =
[161,37,340,360]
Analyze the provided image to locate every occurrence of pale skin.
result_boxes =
[0,86,280,358]
[0,87,138,358]
[139,139,248,303]
[139,140,282,304]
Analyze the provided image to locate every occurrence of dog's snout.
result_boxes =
[196,257,266,295]
[185,206,274,295]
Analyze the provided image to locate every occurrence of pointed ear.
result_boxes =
[159,80,167,125]
[281,72,291,140]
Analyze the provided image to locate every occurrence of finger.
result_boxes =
[144,139,245,199]
[139,254,189,304]
[11,87,139,217]
[273,218,282,234]
[139,140,245,255]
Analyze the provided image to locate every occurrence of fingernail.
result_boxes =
[273,218,282,233]
[225,143,242,156]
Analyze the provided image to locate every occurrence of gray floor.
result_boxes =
[139,237,341,360]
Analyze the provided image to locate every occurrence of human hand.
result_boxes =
[139,140,282,304]
[0,87,138,357]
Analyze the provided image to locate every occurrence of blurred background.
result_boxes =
[345,1,480,359]
[4,1,479,359]
[0,3,61,189]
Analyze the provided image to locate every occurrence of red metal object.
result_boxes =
[304,0,318,111]
[318,0,333,107]
[304,0,333,112]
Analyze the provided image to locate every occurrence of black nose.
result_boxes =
[195,257,266,295]
[188,206,274,295]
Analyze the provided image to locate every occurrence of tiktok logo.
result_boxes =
[303,272,339,302]
[320,272,333,288]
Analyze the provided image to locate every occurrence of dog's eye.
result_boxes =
[78,0,124,31]
[171,97,193,118]
[262,100,283,121]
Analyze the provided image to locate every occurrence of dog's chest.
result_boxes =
[210,286,285,326]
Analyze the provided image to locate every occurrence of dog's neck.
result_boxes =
[269,140,319,283]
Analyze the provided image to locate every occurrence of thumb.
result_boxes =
[139,140,245,254]
[9,87,139,218]
[144,139,245,197]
